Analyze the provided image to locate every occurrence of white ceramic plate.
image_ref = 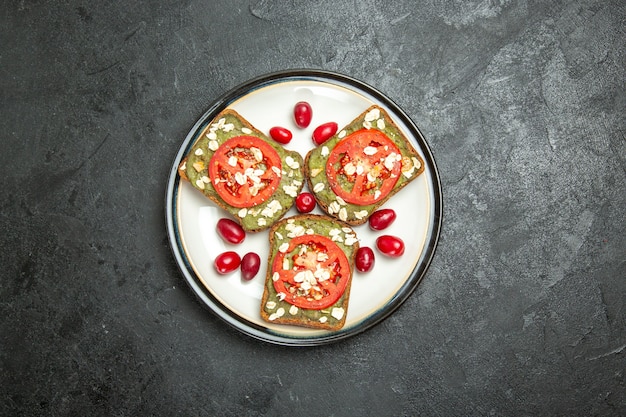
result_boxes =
[166,70,442,345]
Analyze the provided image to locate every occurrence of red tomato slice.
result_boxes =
[208,136,282,208]
[326,129,402,205]
[272,234,351,310]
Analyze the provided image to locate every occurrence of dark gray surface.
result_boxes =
[1,0,624,415]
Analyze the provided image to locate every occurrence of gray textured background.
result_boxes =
[1,0,625,416]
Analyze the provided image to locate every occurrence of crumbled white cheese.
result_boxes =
[234,172,246,185]
[283,185,298,197]
[286,224,305,238]
[314,267,330,282]
[249,146,262,162]
[317,252,329,262]
[331,307,345,320]
[285,156,300,169]
[261,200,282,217]
[328,201,340,214]
[214,118,226,129]
[384,152,401,171]
[344,162,356,176]
[271,166,282,176]
[363,146,378,156]
[364,108,380,121]
[338,207,347,221]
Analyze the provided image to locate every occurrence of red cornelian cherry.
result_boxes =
[293,101,313,128]
[368,209,397,231]
[376,235,405,257]
[269,126,293,144]
[312,122,338,145]
[216,218,246,244]
[355,247,375,272]
[241,252,261,281]
[295,192,316,213]
[214,251,241,274]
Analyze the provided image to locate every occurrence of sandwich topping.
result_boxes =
[271,234,351,310]
[325,129,402,205]
[208,136,282,208]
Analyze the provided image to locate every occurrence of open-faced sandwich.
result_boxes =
[178,109,304,232]
[305,105,424,225]
[260,214,359,330]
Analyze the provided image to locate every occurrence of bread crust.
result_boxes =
[304,105,425,225]
[260,214,359,330]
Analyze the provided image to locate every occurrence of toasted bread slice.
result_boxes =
[178,109,304,232]
[305,105,424,225]
[260,214,359,330]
